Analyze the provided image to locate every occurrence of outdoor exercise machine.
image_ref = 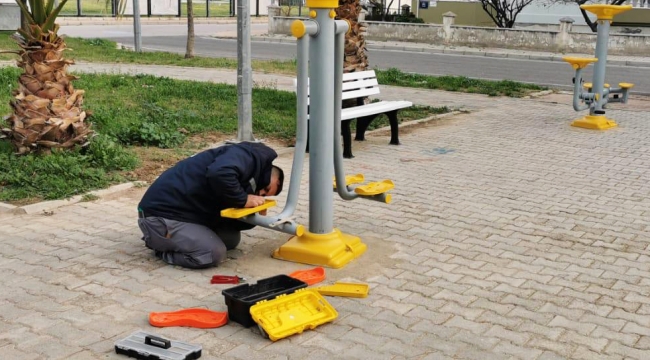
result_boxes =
[220,0,394,269]
[563,4,634,130]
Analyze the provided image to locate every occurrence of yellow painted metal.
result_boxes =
[250,289,338,341]
[619,82,635,89]
[355,180,395,196]
[332,173,364,189]
[571,115,618,130]
[309,10,317,18]
[563,57,598,70]
[329,9,336,18]
[221,200,276,219]
[291,20,306,38]
[580,4,632,20]
[306,0,337,8]
[582,82,610,89]
[315,282,369,298]
[272,228,367,269]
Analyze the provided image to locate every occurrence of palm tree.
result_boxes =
[1,0,92,154]
[336,0,368,73]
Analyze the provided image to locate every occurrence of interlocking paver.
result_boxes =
[1,63,650,359]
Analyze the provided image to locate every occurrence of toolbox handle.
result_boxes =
[145,335,171,349]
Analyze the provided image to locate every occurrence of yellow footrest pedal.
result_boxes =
[333,174,364,189]
[315,282,369,298]
[354,180,394,196]
[563,56,598,70]
[619,82,634,89]
[250,289,338,341]
[220,200,276,219]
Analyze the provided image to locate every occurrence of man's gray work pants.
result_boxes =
[138,217,241,269]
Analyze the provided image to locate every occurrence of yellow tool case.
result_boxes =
[250,289,338,341]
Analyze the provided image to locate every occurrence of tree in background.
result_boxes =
[548,0,629,32]
[186,0,195,58]
[1,0,92,154]
[479,0,535,28]
[336,0,368,73]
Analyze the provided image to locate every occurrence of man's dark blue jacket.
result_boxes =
[138,142,277,230]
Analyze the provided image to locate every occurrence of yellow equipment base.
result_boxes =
[272,228,367,269]
[571,115,617,130]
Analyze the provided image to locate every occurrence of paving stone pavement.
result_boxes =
[2,65,650,359]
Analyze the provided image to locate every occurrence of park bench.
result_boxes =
[295,70,412,158]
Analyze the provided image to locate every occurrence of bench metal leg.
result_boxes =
[387,110,401,145]
[354,111,401,146]
[306,120,354,159]
[342,119,353,158]
[354,114,379,141]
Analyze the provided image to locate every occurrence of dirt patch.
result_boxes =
[219,232,401,283]
[122,132,293,185]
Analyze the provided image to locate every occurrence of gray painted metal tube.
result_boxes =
[237,0,254,141]
[277,22,316,219]
[332,21,358,201]
[591,19,609,115]
[573,68,590,112]
[237,214,303,236]
[133,0,142,52]
[308,9,335,234]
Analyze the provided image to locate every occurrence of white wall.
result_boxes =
[124,0,179,15]
[516,1,593,26]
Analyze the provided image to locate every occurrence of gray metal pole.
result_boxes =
[133,0,142,52]
[332,21,358,201]
[308,8,335,234]
[277,25,315,219]
[237,0,255,141]
[591,19,609,115]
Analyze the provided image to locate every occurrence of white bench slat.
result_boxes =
[295,70,412,120]
[341,87,381,100]
[341,70,377,81]
[341,101,412,120]
[342,78,379,91]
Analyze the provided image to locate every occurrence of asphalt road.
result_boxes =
[56,19,650,95]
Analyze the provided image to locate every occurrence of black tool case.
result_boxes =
[115,331,202,360]
[222,274,307,327]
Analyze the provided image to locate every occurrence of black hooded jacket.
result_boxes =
[138,142,278,230]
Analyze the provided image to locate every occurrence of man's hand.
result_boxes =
[245,195,265,208]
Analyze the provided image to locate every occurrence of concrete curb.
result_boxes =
[248,36,650,69]
[367,110,464,136]
[0,181,147,216]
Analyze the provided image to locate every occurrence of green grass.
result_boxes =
[0,33,545,97]
[60,0,232,17]
[0,65,450,202]
[376,68,546,97]
[0,136,138,202]
[0,33,298,75]
[181,3,232,17]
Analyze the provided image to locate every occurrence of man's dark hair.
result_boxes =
[272,165,284,195]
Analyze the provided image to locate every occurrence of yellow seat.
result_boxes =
[583,83,610,89]
[580,4,632,20]
[221,200,276,219]
[333,174,364,189]
[619,82,635,89]
[354,180,394,196]
[563,57,598,70]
